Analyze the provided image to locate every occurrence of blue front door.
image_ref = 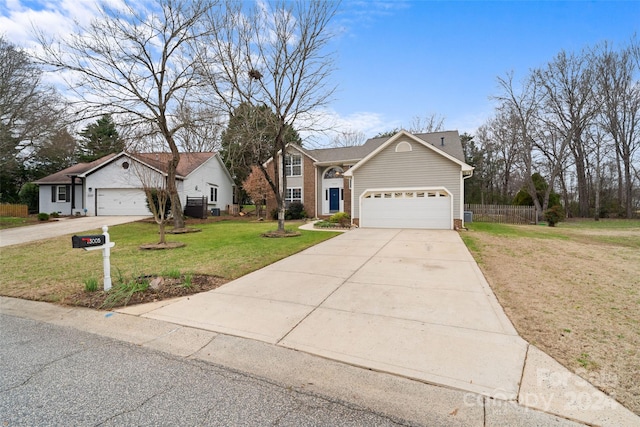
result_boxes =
[329,188,340,212]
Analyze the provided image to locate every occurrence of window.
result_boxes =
[51,185,70,203]
[210,187,218,202]
[286,187,302,204]
[323,166,343,179]
[395,141,412,152]
[285,154,302,176]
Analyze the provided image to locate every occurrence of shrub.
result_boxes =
[272,202,307,220]
[37,213,50,221]
[50,211,60,218]
[544,205,565,227]
[285,202,306,220]
[328,212,350,227]
[313,220,333,228]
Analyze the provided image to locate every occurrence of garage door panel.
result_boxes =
[360,190,451,229]
[97,188,151,216]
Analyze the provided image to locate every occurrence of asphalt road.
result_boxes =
[0,314,405,427]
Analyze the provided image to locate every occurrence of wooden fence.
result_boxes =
[0,204,29,217]
[465,204,538,224]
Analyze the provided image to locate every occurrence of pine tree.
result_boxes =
[77,115,124,162]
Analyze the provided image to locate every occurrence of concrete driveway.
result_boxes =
[121,228,527,399]
[0,216,149,247]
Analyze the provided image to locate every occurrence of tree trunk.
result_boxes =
[571,137,590,217]
[624,156,633,218]
[278,148,287,233]
[167,161,185,229]
[159,220,166,244]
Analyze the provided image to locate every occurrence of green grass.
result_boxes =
[0,216,39,230]
[0,219,339,302]
[465,222,569,240]
[560,218,640,229]
[83,277,99,293]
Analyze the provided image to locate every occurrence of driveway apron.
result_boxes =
[134,228,528,399]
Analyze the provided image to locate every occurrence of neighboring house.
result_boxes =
[265,130,474,229]
[35,152,235,216]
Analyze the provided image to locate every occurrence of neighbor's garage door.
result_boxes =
[360,189,452,229]
[96,188,151,216]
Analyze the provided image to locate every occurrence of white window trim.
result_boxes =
[285,153,302,177]
[210,186,218,203]
[57,185,67,202]
[286,187,302,203]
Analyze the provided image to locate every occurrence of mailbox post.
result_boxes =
[71,225,116,291]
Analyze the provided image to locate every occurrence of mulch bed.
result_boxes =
[62,274,228,310]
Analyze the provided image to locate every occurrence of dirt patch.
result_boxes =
[261,230,301,238]
[139,242,187,250]
[166,227,201,234]
[63,274,228,309]
[465,226,640,414]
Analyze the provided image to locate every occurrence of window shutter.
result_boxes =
[51,186,56,202]
[65,185,71,202]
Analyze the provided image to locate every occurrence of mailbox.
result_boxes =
[72,235,106,248]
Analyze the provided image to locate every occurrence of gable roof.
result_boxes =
[344,130,473,177]
[34,152,218,185]
[34,153,119,185]
[301,130,466,165]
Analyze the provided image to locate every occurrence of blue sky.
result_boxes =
[1,0,639,145]
[327,1,640,139]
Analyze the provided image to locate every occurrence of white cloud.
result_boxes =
[299,109,401,148]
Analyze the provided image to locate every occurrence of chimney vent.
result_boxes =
[440,137,445,146]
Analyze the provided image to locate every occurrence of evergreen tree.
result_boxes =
[77,115,124,162]
[221,103,301,189]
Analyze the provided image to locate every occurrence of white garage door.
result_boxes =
[360,189,452,229]
[96,188,151,216]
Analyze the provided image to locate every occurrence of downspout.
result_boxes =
[462,170,474,227]
[314,163,318,219]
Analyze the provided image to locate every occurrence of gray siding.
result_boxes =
[352,138,462,219]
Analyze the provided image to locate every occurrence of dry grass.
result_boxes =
[462,220,640,415]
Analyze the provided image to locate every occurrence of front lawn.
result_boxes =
[462,219,640,415]
[0,219,339,304]
[0,215,40,229]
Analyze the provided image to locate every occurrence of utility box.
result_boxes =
[464,211,473,223]
[211,208,221,216]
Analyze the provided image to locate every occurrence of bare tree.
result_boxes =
[35,0,217,229]
[174,104,224,152]
[408,113,445,134]
[198,0,339,233]
[0,36,65,200]
[533,50,600,217]
[330,129,366,147]
[594,41,640,218]
[495,71,545,218]
[135,160,171,244]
